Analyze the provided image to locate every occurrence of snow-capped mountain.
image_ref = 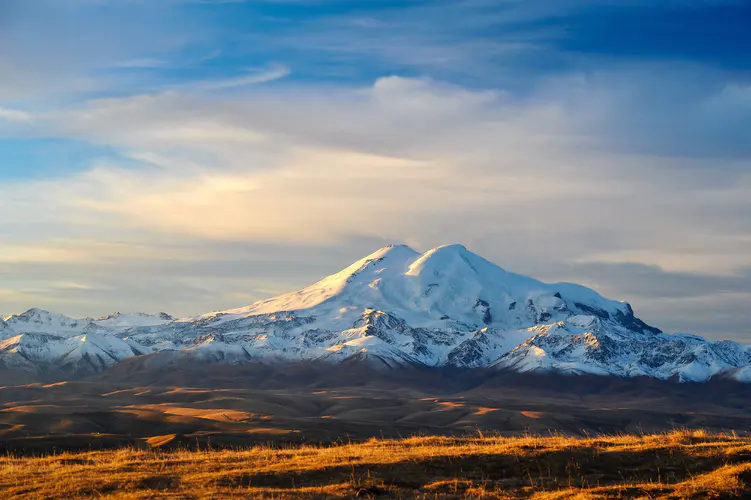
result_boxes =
[2,244,750,382]
[4,308,94,336]
[0,310,173,376]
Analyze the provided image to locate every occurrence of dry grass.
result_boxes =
[2,430,751,498]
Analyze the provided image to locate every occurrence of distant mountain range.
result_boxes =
[2,244,750,382]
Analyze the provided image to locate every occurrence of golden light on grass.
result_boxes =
[1,430,750,498]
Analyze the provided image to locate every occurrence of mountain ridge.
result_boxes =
[1,244,749,383]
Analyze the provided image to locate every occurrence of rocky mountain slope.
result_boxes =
[2,244,750,382]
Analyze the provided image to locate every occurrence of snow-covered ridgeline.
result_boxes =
[1,244,749,382]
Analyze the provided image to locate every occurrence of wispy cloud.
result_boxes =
[189,64,291,91]
[0,107,33,123]
[110,58,168,69]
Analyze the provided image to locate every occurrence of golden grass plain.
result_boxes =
[2,430,751,498]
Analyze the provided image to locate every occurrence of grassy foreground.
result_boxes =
[2,430,751,498]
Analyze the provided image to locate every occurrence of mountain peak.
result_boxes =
[94,312,176,327]
[407,244,505,277]
[358,243,419,262]
[13,308,75,322]
[19,307,51,317]
[3,308,90,337]
[433,243,469,252]
[222,243,629,332]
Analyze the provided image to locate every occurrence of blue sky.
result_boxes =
[1,0,751,340]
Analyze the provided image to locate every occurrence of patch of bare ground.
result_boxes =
[2,429,751,498]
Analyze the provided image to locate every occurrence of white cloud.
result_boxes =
[370,76,500,114]
[0,107,33,123]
